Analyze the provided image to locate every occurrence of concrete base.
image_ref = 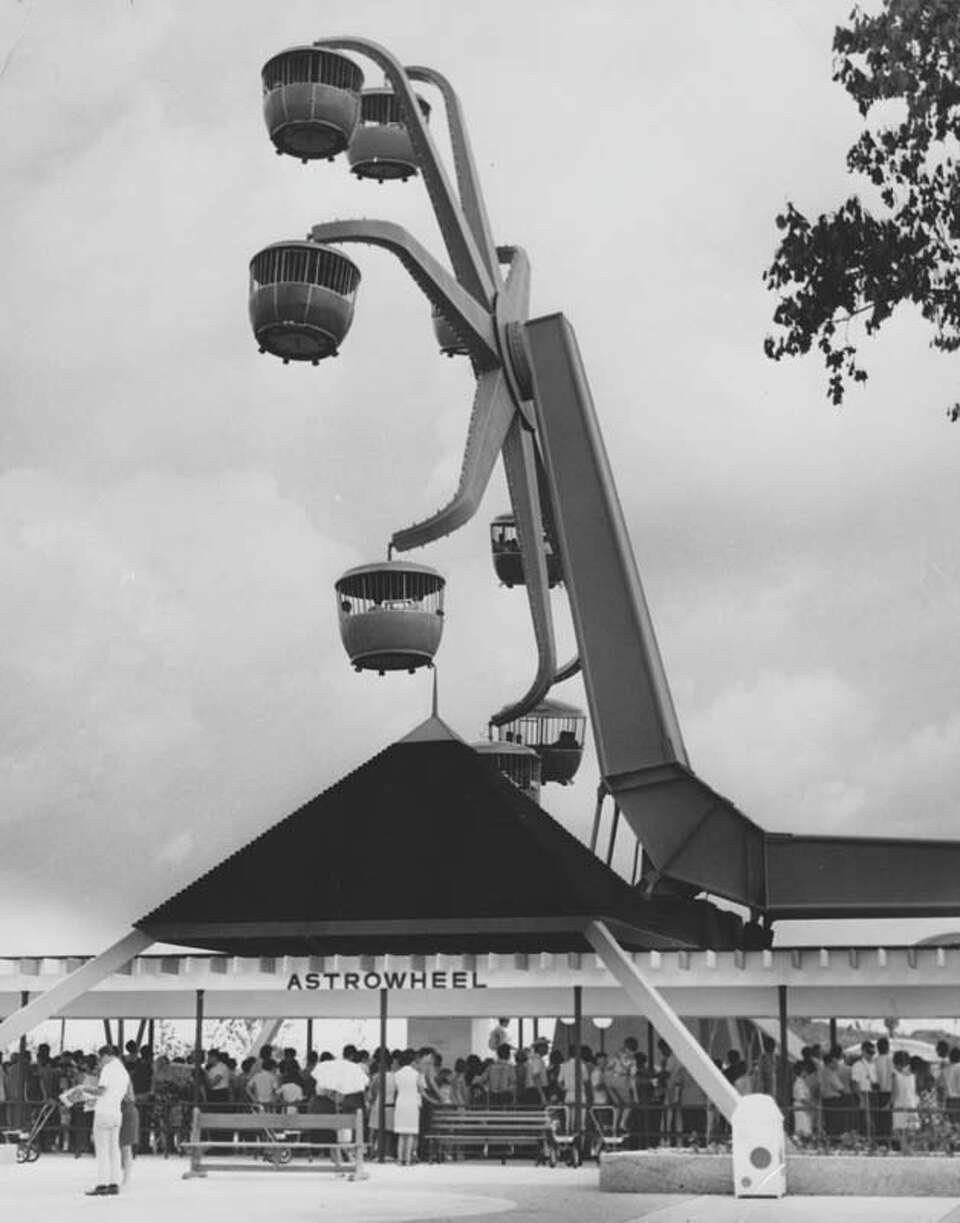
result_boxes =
[600,1151,960,1196]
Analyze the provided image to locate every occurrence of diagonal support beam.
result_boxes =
[0,929,153,1051]
[585,919,741,1122]
[242,1017,285,1061]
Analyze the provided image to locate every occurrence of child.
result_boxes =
[434,1068,454,1106]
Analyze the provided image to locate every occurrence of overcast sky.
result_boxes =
[2,0,959,957]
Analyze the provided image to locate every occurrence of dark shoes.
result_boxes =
[84,1184,119,1196]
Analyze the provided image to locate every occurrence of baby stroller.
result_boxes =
[546,1105,582,1167]
[3,1099,59,1163]
[251,1103,294,1166]
[588,1105,627,1159]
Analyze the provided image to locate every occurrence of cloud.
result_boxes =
[0,465,383,935]
[687,668,872,830]
[686,664,960,843]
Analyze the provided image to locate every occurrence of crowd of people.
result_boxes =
[4,1025,960,1169]
[791,1037,960,1146]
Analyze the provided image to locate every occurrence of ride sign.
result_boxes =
[286,969,487,991]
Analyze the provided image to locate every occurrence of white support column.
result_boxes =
[754,1016,804,1060]
[586,921,741,1121]
[0,929,154,1051]
[242,1017,284,1061]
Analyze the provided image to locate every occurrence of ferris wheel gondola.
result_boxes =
[491,699,586,786]
[248,242,361,364]
[335,561,445,675]
[261,47,364,162]
[490,513,563,589]
[348,89,431,182]
[472,740,542,802]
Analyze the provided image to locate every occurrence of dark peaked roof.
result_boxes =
[138,730,736,956]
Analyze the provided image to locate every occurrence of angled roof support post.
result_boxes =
[242,1017,285,1061]
[0,929,154,1051]
[586,920,741,1122]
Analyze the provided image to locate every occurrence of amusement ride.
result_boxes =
[249,36,960,934]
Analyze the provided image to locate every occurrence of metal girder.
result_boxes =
[522,314,767,896]
[524,310,960,919]
[525,313,689,775]
[765,833,960,918]
[617,766,765,908]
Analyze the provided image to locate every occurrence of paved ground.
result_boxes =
[3,1154,960,1223]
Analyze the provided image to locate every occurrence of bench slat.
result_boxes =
[183,1134,347,1144]
[193,1113,349,1130]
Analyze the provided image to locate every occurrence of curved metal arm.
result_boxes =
[392,369,516,551]
[314,37,495,309]
[490,418,557,726]
[406,65,501,287]
[554,655,581,683]
[310,219,499,370]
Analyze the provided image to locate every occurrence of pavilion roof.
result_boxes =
[137,726,741,956]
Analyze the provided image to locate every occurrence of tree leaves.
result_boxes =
[764,0,960,417]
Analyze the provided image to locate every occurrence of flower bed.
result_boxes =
[600,1147,960,1196]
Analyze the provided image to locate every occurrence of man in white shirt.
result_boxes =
[84,1046,130,1196]
[313,1046,368,1112]
[850,1042,877,1135]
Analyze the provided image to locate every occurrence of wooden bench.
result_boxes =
[426,1107,555,1165]
[181,1109,368,1179]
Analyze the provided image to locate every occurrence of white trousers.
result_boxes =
[93,1116,121,1186]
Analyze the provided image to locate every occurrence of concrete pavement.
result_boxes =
[3,1154,960,1222]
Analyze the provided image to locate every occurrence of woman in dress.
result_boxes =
[792,1060,813,1140]
[368,1049,397,1160]
[891,1050,919,1150]
[119,1080,139,1185]
[393,1049,421,1166]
